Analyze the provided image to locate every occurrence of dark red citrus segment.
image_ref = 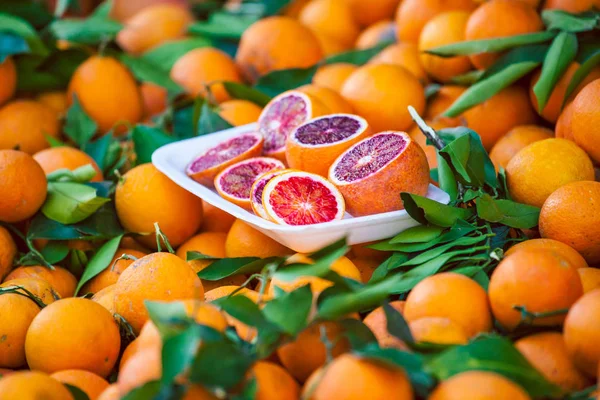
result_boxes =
[331,132,408,183]
[259,93,309,153]
[293,115,362,145]
[217,158,283,199]
[187,132,261,173]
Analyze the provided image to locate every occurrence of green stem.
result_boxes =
[0,285,47,309]
[154,223,174,254]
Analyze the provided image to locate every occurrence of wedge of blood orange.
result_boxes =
[250,169,294,220]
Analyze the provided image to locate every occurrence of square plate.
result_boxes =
[152,124,450,253]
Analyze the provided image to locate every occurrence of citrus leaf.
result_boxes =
[481,44,550,81]
[47,164,97,183]
[186,251,221,262]
[64,95,98,147]
[390,225,445,244]
[40,241,69,264]
[476,194,540,229]
[0,12,47,56]
[131,125,176,164]
[262,285,312,335]
[42,182,110,225]
[384,302,414,345]
[75,234,122,295]
[398,235,486,267]
[254,66,318,98]
[120,381,162,400]
[223,82,272,107]
[533,32,578,113]
[542,9,599,33]
[142,37,212,70]
[273,238,348,282]
[119,53,182,95]
[215,295,272,329]
[190,340,254,389]
[16,48,88,93]
[400,193,473,227]
[65,384,90,400]
[50,17,122,45]
[188,12,258,40]
[437,154,459,202]
[161,324,202,385]
[0,1,53,28]
[0,33,29,62]
[450,70,484,85]
[198,257,278,281]
[197,102,234,136]
[82,133,113,171]
[563,48,600,107]
[145,300,190,338]
[323,41,392,65]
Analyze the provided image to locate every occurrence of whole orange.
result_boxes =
[429,371,531,400]
[0,291,42,368]
[312,63,358,93]
[543,0,596,12]
[0,100,60,154]
[201,200,235,233]
[506,238,589,270]
[0,277,59,306]
[572,79,600,163]
[109,0,186,21]
[0,57,16,106]
[299,0,359,50]
[0,371,74,400]
[117,347,161,394]
[225,219,291,258]
[555,101,575,140]
[297,84,354,114]
[91,284,117,314]
[363,301,408,350]
[250,361,300,400]
[4,265,77,298]
[564,289,600,376]
[218,100,262,126]
[51,369,110,400]
[489,125,554,170]
[341,0,401,27]
[355,20,396,50]
[36,91,68,116]
[312,31,347,57]
[33,146,103,182]
[81,248,148,294]
[0,226,16,280]
[578,268,600,294]
[140,82,168,119]
[369,43,429,84]
[409,317,468,345]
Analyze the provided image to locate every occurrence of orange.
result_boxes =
[425,85,467,123]
[36,91,68,116]
[33,146,103,182]
[556,101,575,140]
[140,82,167,119]
[97,384,120,400]
[312,63,358,93]
[236,16,323,83]
[0,57,16,106]
[0,226,16,280]
[489,125,554,170]
[369,43,429,84]
[572,79,600,163]
[429,371,531,400]
[201,200,235,233]
[182,299,229,331]
[311,31,347,57]
[409,317,468,345]
[465,0,543,70]
[171,47,243,103]
[564,289,600,376]
[463,86,537,150]
[81,248,148,294]
[249,361,300,400]
[25,298,121,377]
[506,139,594,208]
[408,119,457,170]
[404,272,492,338]
[395,0,477,43]
[91,284,117,314]
[578,268,600,294]
[204,285,260,303]
[299,0,359,50]
[363,301,408,350]
[51,369,110,400]
[506,238,589,270]
[297,84,354,114]
[341,63,425,132]
[68,56,142,134]
[539,181,600,265]
[114,253,203,333]
[218,100,262,126]
[302,353,413,400]
[109,0,186,21]
[225,219,291,258]
[119,236,152,253]
[0,100,60,154]
[515,332,591,393]
[355,20,396,49]
[341,0,400,27]
[116,4,193,55]
[4,265,77,298]
[489,249,583,330]
[543,0,596,12]
[0,290,42,368]
[0,371,75,400]
[352,258,380,283]
[115,163,204,249]
[277,321,350,382]
[419,11,473,82]
[0,277,59,306]
[117,347,161,394]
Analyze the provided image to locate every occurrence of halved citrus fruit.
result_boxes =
[328,131,429,217]
[215,157,285,209]
[186,131,264,186]
[250,169,294,220]
[286,114,372,176]
[258,90,329,163]
[262,171,345,226]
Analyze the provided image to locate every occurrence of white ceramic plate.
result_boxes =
[152,124,450,253]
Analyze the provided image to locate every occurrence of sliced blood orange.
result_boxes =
[250,169,294,220]
[186,131,264,186]
[262,171,345,226]
[214,157,285,209]
[286,113,372,176]
[328,131,429,217]
[258,90,329,163]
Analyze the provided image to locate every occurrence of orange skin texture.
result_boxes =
[116,163,204,249]
[225,219,291,258]
[556,101,575,140]
[97,384,120,400]
[117,347,161,394]
[505,238,589,270]
[0,57,16,107]
[0,100,60,155]
[330,134,430,217]
[116,4,193,55]
[363,301,408,350]
[506,138,595,208]
[419,11,473,83]
[342,0,401,27]
[0,371,75,400]
[109,0,186,22]
[466,0,543,69]
[0,226,16,280]
[429,371,531,400]
[171,47,243,103]
[572,79,600,163]
[564,289,600,377]
[91,284,117,314]
[140,82,168,119]
[355,20,396,50]
[303,354,413,400]
[81,248,148,294]
[201,200,236,233]
[312,63,358,93]
[235,16,324,83]
[0,291,42,368]
[312,31,347,57]
[404,272,492,338]
[33,146,103,182]
[578,268,600,294]
[395,0,477,43]
[409,317,468,345]
[218,100,262,127]
[114,252,204,334]
[250,361,300,400]
[539,181,600,265]
[543,0,596,12]
[36,91,68,116]
[489,125,554,170]
[299,0,359,50]
[341,64,426,132]
[297,84,354,114]
[352,257,380,283]
[515,332,591,393]
[4,265,77,298]
[68,56,143,134]
[25,298,120,377]
[277,321,351,382]
[1,277,59,306]
[488,249,583,331]
[369,43,429,84]
[463,86,537,150]
[51,369,110,400]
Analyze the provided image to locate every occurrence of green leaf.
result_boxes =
[0,1,53,28]
[262,285,312,335]
[401,193,473,227]
[481,44,550,81]
[131,125,176,164]
[161,324,201,384]
[254,66,318,98]
[437,153,459,202]
[65,384,90,400]
[450,70,484,85]
[339,318,378,350]
[533,32,578,113]
[188,12,258,40]
[563,48,600,106]
[119,53,182,95]
[75,234,122,295]
[425,335,562,398]
[390,225,444,244]
[542,9,599,33]
[49,17,122,45]
[16,49,88,93]
[197,257,278,281]
[397,235,486,267]
[0,13,47,56]
[324,41,392,65]
[0,33,29,62]
[146,300,189,338]
[82,133,113,171]
[40,241,70,264]
[142,37,212,70]
[172,99,204,139]
[476,194,540,229]
[223,82,272,107]
[47,164,97,183]
[190,340,254,389]
[64,95,98,147]
[42,182,110,225]
[120,381,161,400]
[197,102,234,136]
[215,295,271,329]
[426,31,555,57]
[383,302,414,345]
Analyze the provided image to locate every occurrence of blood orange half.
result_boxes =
[286,114,372,176]
[186,131,264,186]
[262,171,345,226]
[328,131,429,217]
[215,157,285,209]
[258,90,329,163]
[250,169,293,220]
